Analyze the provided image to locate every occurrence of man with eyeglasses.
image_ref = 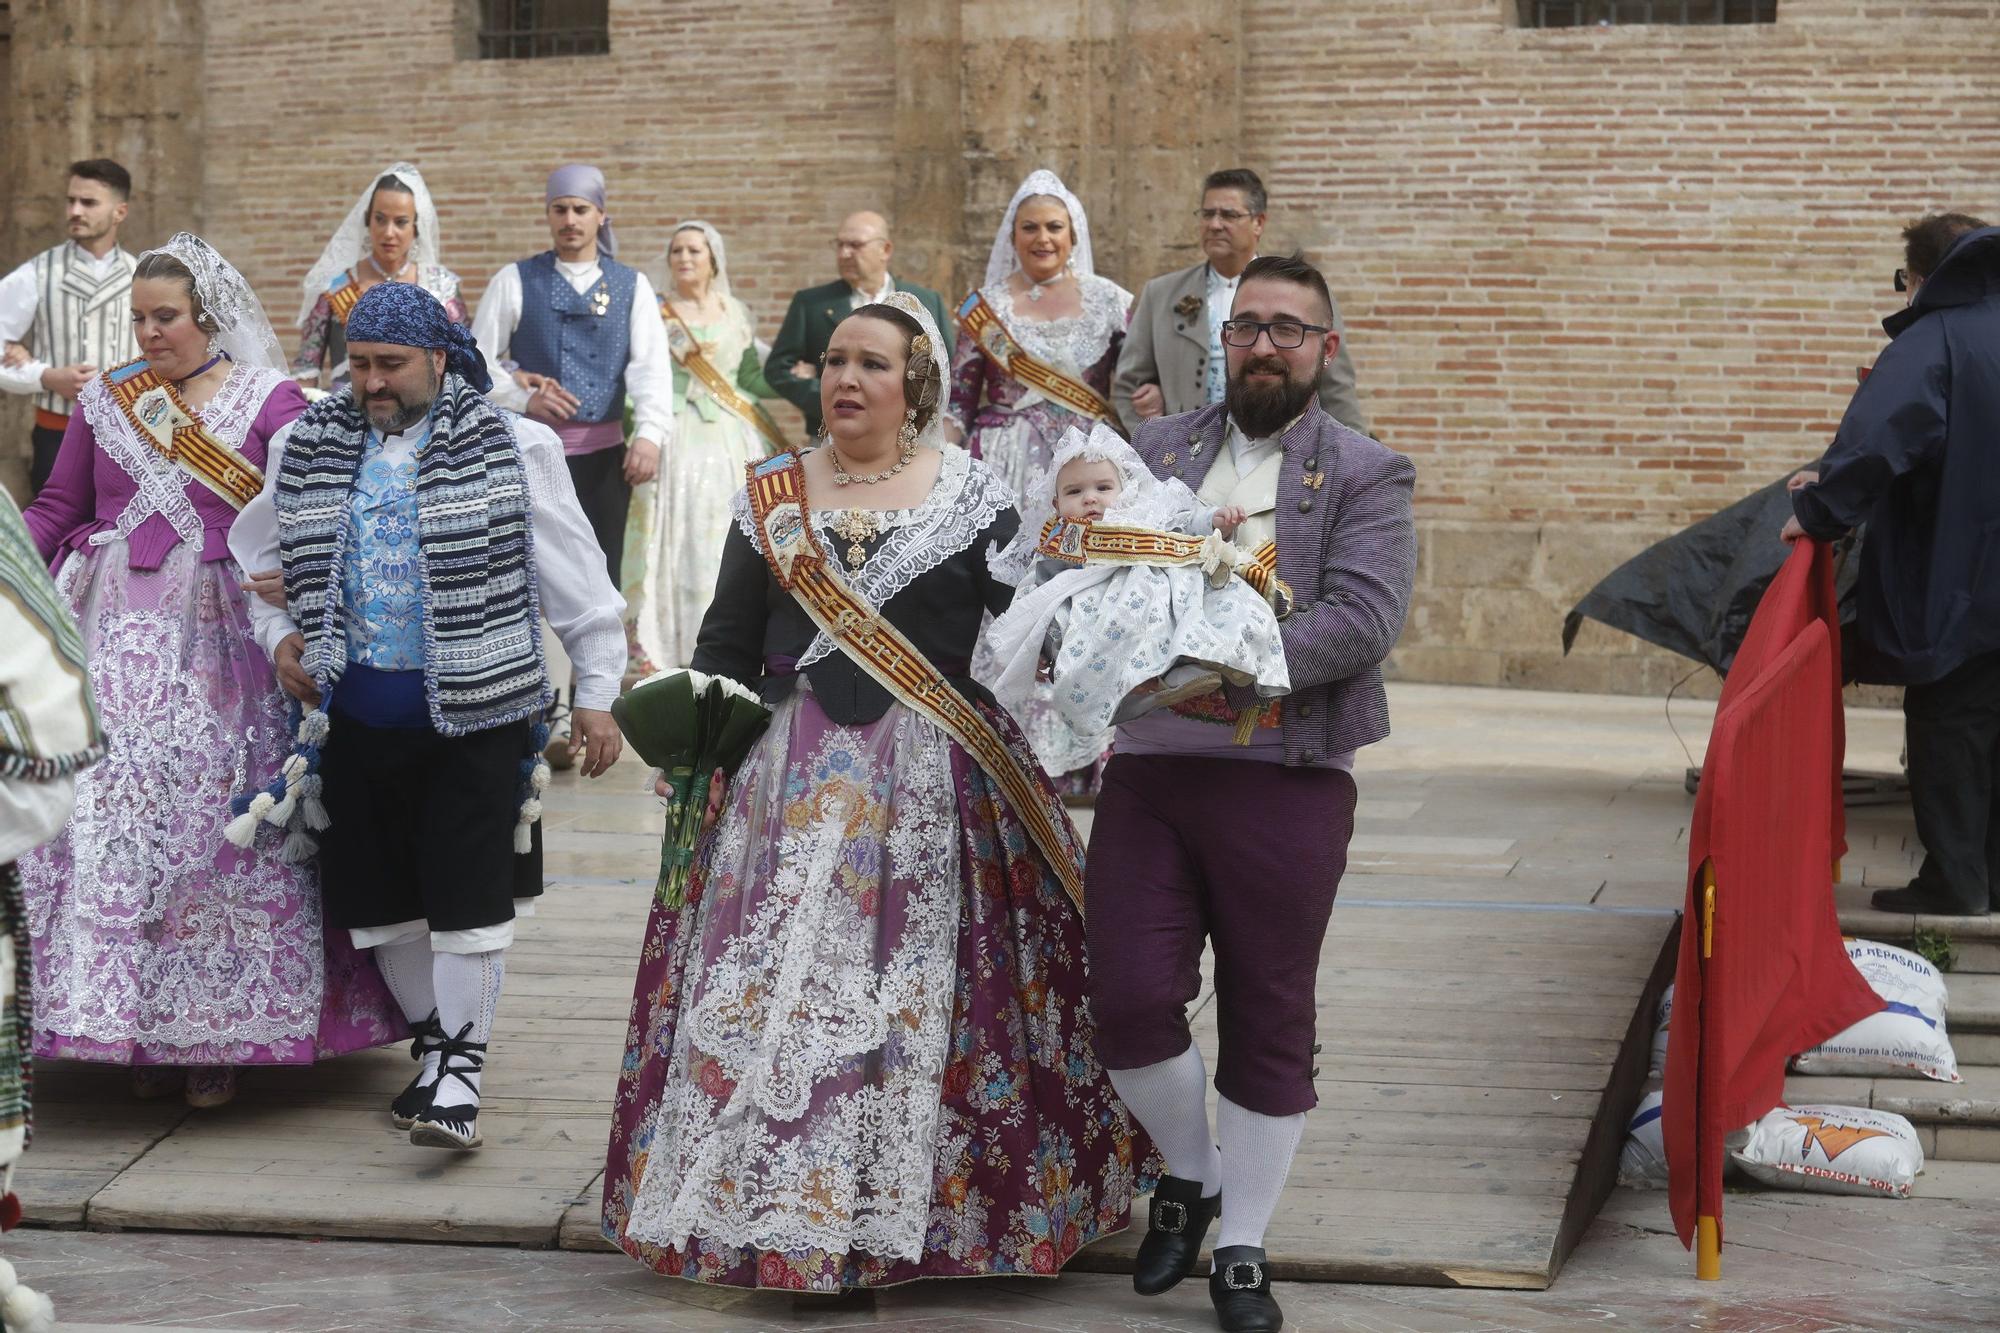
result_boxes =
[1786,213,2000,919]
[1113,168,1368,438]
[763,210,950,439]
[1088,253,1413,1332]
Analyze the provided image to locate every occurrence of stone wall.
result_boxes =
[6,0,1996,693]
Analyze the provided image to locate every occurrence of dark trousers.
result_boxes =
[565,445,629,589]
[1085,753,1357,1116]
[1905,649,2000,912]
[29,424,65,496]
[317,713,542,933]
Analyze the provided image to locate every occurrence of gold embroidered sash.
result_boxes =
[327,274,362,325]
[956,290,1114,424]
[102,359,265,511]
[1037,518,1294,616]
[662,300,789,455]
[747,451,1085,914]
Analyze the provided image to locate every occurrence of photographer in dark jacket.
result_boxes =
[1787,215,2000,915]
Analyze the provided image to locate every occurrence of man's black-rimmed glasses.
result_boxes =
[1220,318,1330,350]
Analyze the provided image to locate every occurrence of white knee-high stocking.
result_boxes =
[1107,1046,1222,1196]
[1214,1095,1305,1252]
[431,947,505,1107]
[373,936,441,1082]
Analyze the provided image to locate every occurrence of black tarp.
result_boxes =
[1561,475,1860,676]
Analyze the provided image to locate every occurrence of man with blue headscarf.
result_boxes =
[230,282,626,1153]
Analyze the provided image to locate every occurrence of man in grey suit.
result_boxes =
[1088,255,1413,1332]
[1113,168,1369,437]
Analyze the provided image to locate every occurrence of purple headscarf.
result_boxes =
[346,282,493,393]
[545,163,618,259]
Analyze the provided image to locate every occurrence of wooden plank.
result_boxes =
[13,751,1676,1295]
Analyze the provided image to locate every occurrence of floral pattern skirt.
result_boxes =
[19,541,402,1065]
[603,686,1150,1289]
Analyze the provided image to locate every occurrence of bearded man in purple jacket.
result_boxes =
[1086,254,1416,1333]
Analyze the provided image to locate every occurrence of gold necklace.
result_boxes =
[829,509,882,571]
[829,441,914,486]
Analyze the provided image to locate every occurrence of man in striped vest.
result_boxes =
[0,160,140,493]
[232,283,627,1153]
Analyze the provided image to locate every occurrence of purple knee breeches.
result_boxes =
[1084,752,1356,1116]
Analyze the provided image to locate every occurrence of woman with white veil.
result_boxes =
[951,169,1133,789]
[604,293,1151,1290]
[18,233,401,1109]
[948,168,1133,501]
[292,162,466,393]
[620,220,786,673]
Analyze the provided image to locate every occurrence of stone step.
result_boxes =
[1784,1066,2000,1163]
[1944,973,2000,1066]
[1835,884,2000,974]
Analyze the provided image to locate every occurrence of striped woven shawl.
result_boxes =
[274,372,548,736]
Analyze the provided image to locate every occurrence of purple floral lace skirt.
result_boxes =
[602,687,1151,1290]
[19,541,402,1065]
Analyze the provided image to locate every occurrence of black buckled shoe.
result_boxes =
[1133,1174,1220,1296]
[390,1012,446,1130]
[1208,1245,1282,1332]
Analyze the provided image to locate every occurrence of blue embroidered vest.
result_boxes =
[340,432,426,671]
[511,251,636,424]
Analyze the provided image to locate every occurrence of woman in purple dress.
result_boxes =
[950,169,1133,789]
[19,233,400,1108]
[603,294,1149,1290]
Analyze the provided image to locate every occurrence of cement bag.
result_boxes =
[1649,984,1674,1078]
[1792,939,1960,1083]
[1730,1103,1923,1198]
[1618,1090,1668,1189]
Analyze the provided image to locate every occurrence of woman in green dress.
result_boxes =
[622,221,787,673]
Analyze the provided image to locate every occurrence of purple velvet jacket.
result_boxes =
[1132,401,1416,765]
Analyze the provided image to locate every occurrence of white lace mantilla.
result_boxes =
[624,704,963,1260]
[980,274,1131,375]
[77,364,285,550]
[732,445,1015,669]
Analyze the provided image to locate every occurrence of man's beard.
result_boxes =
[361,370,439,435]
[1225,355,1319,440]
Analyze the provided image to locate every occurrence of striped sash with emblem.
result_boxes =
[746,451,1085,914]
[957,290,1114,424]
[326,272,363,325]
[103,359,265,510]
[661,300,789,455]
[1037,517,1294,616]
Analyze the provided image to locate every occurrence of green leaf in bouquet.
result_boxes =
[611,670,703,773]
[702,695,773,776]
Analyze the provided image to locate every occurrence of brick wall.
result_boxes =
[8,0,1997,695]
[195,0,900,441]
[1242,0,2000,695]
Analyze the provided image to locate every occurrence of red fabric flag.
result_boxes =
[1715,538,1849,863]
[1664,542,1883,1255]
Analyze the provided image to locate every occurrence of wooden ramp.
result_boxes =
[1072,899,1675,1289]
[16,758,1676,1291]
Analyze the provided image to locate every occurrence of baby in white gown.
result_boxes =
[984,423,1291,768]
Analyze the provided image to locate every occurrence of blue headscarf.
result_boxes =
[345,282,492,393]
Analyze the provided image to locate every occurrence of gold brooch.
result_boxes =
[830,509,881,571]
[1163,451,1178,467]
[1303,471,1325,490]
